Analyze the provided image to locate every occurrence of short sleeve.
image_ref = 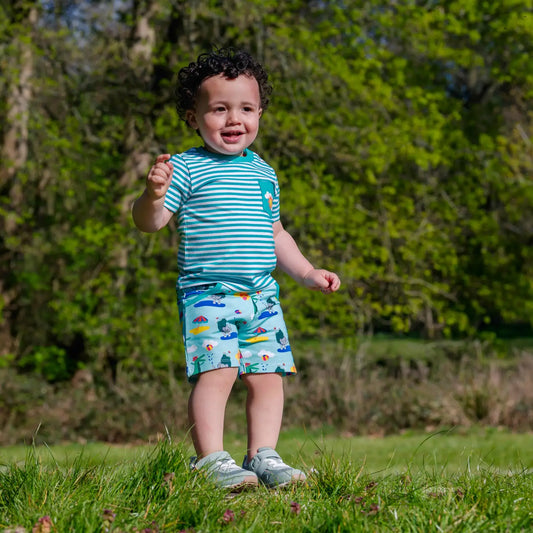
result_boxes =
[271,178,280,222]
[164,154,192,213]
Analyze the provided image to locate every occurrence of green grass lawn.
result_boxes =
[2,426,531,474]
[1,427,532,532]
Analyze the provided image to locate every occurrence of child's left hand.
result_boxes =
[302,269,341,294]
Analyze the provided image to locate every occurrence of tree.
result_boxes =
[0,0,531,383]
[0,0,39,357]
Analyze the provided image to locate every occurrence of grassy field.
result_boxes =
[1,427,532,532]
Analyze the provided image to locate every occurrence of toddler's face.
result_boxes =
[186,74,262,156]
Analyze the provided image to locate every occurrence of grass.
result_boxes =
[1,428,532,532]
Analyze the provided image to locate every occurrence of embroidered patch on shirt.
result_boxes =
[258,180,275,216]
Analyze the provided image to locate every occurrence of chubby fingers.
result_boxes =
[155,153,173,168]
[321,271,341,294]
[149,154,173,181]
[153,153,173,173]
[146,154,174,198]
[304,269,341,293]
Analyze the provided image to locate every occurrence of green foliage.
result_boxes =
[18,346,69,382]
[1,342,533,446]
[0,0,531,382]
[263,0,533,339]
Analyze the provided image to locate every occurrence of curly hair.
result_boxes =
[175,48,273,124]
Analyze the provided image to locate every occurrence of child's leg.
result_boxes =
[241,372,284,459]
[188,367,239,458]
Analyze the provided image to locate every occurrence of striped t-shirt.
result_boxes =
[163,147,281,292]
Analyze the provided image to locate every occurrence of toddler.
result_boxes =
[132,48,340,490]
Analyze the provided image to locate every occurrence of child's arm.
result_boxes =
[132,154,174,233]
[273,221,340,294]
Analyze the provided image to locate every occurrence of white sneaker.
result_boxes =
[243,447,307,488]
[191,451,258,490]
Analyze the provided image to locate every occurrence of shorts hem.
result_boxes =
[187,367,297,383]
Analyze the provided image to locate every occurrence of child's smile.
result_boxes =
[221,130,244,143]
[186,74,263,156]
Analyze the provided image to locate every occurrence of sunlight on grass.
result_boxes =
[366,429,528,473]
[228,426,533,475]
[1,428,532,532]
[1,427,532,475]
[0,442,154,470]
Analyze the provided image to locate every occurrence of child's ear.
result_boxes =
[186,110,198,129]
[258,108,263,118]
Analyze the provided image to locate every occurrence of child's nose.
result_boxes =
[226,109,241,124]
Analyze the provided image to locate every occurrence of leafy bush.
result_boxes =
[1,341,533,445]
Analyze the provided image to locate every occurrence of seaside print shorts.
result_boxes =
[178,284,296,382]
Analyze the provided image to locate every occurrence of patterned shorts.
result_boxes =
[178,283,296,382]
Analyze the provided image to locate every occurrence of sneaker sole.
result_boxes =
[263,473,308,489]
[226,476,259,492]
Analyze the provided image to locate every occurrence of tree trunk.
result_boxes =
[118,0,157,217]
[0,3,38,356]
[1,5,38,218]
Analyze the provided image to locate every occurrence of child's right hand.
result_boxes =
[146,154,173,199]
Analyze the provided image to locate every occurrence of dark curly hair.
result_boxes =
[175,48,273,125]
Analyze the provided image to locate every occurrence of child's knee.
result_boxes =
[194,366,239,387]
[241,372,283,391]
